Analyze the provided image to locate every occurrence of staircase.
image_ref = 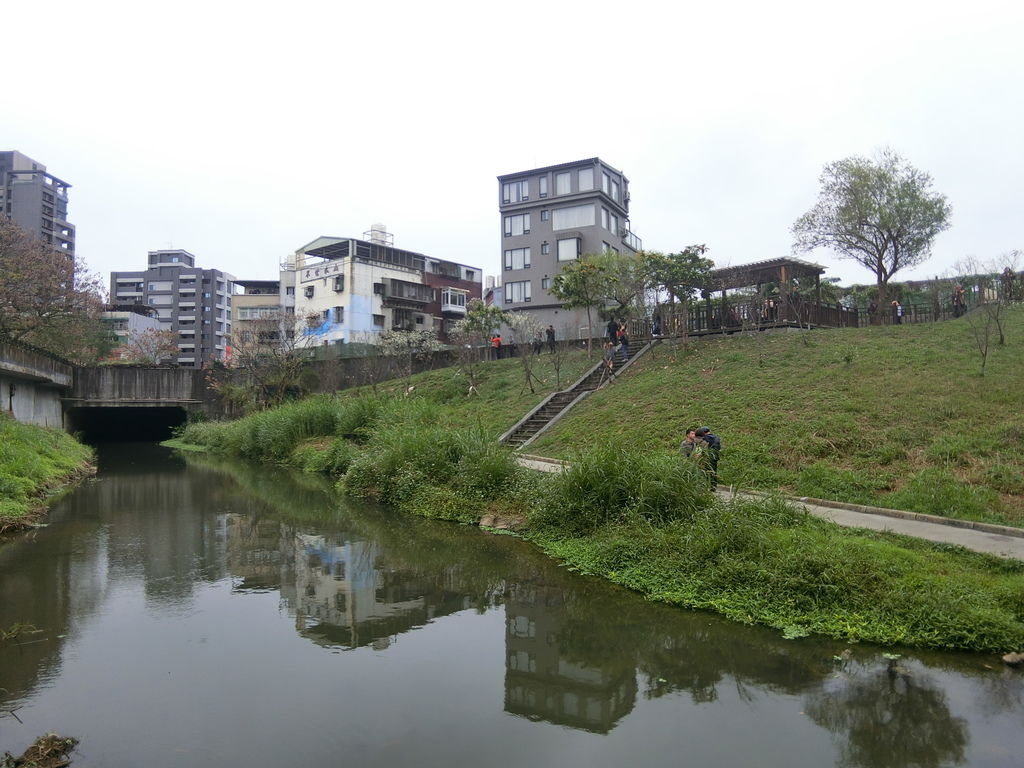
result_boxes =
[499,341,650,449]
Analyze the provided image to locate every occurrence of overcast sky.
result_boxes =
[5,0,1022,291]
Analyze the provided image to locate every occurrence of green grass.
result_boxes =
[528,307,1024,526]
[0,414,93,529]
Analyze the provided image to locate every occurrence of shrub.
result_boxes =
[531,443,714,535]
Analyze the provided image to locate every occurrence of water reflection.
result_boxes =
[0,445,1021,767]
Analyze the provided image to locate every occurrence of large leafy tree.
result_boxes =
[642,246,712,340]
[550,255,609,354]
[0,217,106,360]
[792,149,951,316]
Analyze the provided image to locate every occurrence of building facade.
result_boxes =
[290,226,481,355]
[110,250,234,367]
[0,151,75,257]
[496,158,641,337]
[101,304,166,362]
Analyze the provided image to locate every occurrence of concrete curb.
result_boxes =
[789,494,1024,540]
[513,455,1024,540]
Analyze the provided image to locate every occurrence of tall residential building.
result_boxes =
[0,151,75,257]
[497,158,641,337]
[289,224,482,355]
[110,250,235,368]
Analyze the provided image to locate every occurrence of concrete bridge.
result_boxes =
[2,340,219,439]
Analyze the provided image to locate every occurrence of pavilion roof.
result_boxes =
[708,257,826,291]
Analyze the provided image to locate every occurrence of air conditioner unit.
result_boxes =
[619,228,628,237]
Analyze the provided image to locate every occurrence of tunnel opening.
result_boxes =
[66,406,189,443]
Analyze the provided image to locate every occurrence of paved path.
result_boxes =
[515,455,1024,560]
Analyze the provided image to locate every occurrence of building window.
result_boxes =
[610,213,619,235]
[602,172,611,195]
[502,180,529,203]
[541,242,550,255]
[611,179,620,201]
[541,277,551,290]
[334,306,344,323]
[555,172,571,195]
[333,275,345,292]
[578,167,594,191]
[506,280,532,303]
[504,247,531,270]
[373,314,385,327]
[552,204,595,230]
[602,208,610,230]
[286,286,295,295]
[465,270,475,281]
[538,176,548,197]
[503,213,531,237]
[557,238,580,262]
[540,209,550,222]
[304,286,314,298]
[415,315,425,325]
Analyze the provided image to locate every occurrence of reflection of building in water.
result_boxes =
[225,515,286,592]
[286,532,474,650]
[504,584,636,733]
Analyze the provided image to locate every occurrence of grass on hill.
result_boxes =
[0,414,94,531]
[528,307,1024,527]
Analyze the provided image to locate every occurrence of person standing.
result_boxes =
[680,428,699,457]
[952,284,966,317]
[617,323,629,362]
[491,334,502,359]
[892,300,903,325]
[606,317,619,344]
[694,426,721,488]
[546,324,556,353]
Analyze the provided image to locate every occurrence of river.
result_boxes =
[1,444,1021,767]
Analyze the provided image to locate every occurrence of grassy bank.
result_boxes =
[530,307,1024,527]
[175,396,1024,652]
[0,415,93,532]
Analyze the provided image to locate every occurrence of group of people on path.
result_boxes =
[491,325,558,359]
[602,319,631,373]
[681,426,721,489]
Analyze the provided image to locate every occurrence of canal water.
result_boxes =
[1,444,1021,767]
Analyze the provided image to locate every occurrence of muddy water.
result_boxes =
[0,444,1021,767]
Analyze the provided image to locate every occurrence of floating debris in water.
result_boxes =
[1,733,79,768]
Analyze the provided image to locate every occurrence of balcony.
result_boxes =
[622,229,643,252]
[440,288,469,316]
[382,278,433,309]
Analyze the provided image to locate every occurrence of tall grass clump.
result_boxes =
[0,415,93,524]
[530,443,715,534]
[177,395,388,463]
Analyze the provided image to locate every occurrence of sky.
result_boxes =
[4,0,1022,292]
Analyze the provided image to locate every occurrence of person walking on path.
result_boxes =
[546,325,556,353]
[602,341,616,375]
[606,318,619,344]
[694,426,721,488]
[617,323,629,362]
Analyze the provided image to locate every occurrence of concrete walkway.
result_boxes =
[515,455,1024,560]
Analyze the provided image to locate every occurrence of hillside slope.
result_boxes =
[528,307,1024,526]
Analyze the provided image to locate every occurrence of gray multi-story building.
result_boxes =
[497,158,641,337]
[110,250,234,368]
[0,150,75,257]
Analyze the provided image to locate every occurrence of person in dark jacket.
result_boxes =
[606,318,619,344]
[694,426,721,488]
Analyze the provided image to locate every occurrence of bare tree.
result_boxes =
[378,328,442,394]
[451,299,506,396]
[956,256,1007,375]
[222,310,308,409]
[114,327,179,364]
[0,217,106,359]
[505,311,545,394]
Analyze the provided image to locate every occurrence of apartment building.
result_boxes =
[497,158,641,336]
[0,151,75,257]
[110,250,234,367]
[290,225,481,354]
